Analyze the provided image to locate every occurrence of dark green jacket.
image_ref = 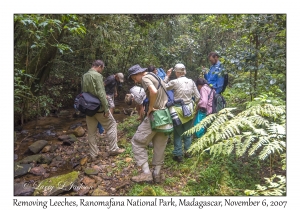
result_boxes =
[81,69,109,113]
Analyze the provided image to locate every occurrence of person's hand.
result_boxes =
[114,92,118,97]
[147,107,158,117]
[166,68,173,77]
[202,66,208,73]
[104,111,109,118]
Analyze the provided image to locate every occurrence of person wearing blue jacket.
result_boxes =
[202,52,224,94]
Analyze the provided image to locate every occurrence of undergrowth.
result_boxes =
[116,115,284,196]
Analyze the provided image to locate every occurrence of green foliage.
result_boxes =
[244,174,286,196]
[185,102,286,163]
[128,184,167,196]
[138,186,157,196]
[218,14,286,99]
[246,92,286,108]
[117,115,141,139]
[14,69,35,102]
[180,155,265,196]
[14,69,56,124]
[280,153,286,170]
[14,14,286,126]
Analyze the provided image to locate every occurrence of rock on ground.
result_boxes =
[28,140,48,154]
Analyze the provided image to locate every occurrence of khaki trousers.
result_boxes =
[86,111,119,157]
[131,117,168,167]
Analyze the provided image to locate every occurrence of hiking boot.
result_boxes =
[173,156,183,163]
[131,173,153,183]
[184,152,192,158]
[152,171,161,183]
[109,148,125,156]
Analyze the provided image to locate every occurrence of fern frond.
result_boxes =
[238,104,285,119]
[184,108,235,136]
[183,113,216,136]
[252,128,268,136]
[247,115,270,127]
[244,175,286,196]
[218,117,255,140]
[188,103,286,162]
[236,133,256,157]
[258,140,286,160]
[280,153,286,170]
[248,136,270,156]
[268,123,286,136]
[189,129,218,155]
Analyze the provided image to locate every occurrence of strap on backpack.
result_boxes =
[147,72,172,102]
[206,85,216,111]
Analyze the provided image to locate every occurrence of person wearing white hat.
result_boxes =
[165,63,200,163]
[104,72,124,115]
[124,85,147,122]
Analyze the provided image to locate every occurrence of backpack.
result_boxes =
[157,68,166,80]
[74,92,101,117]
[220,73,228,93]
[208,89,226,114]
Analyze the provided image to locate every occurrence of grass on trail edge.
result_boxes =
[117,116,278,196]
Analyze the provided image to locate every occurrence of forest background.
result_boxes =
[2,0,299,208]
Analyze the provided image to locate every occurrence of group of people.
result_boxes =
[81,52,225,183]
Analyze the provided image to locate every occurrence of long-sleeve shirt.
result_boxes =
[82,69,109,113]
[165,76,200,105]
[204,60,224,94]
[198,84,214,115]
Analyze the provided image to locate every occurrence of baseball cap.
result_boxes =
[116,73,124,83]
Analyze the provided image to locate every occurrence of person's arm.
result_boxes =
[198,87,209,112]
[147,84,158,117]
[93,74,109,113]
[207,65,219,88]
[193,82,200,104]
[165,79,176,91]
[104,77,108,86]
[114,85,118,97]
[136,104,144,121]
[164,68,173,83]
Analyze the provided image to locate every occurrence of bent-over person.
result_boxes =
[128,64,171,183]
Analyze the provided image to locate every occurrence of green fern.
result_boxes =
[185,104,286,162]
[280,154,286,170]
[244,174,286,196]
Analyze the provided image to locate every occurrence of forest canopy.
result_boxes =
[14,14,286,124]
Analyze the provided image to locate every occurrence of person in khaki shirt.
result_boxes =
[82,60,124,161]
[128,64,170,183]
[164,63,200,163]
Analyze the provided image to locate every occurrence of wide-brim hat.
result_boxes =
[128,64,147,79]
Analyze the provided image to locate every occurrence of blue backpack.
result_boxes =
[157,68,166,80]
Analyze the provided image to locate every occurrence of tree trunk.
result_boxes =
[26,29,65,93]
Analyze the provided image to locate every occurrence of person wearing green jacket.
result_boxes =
[82,60,124,160]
